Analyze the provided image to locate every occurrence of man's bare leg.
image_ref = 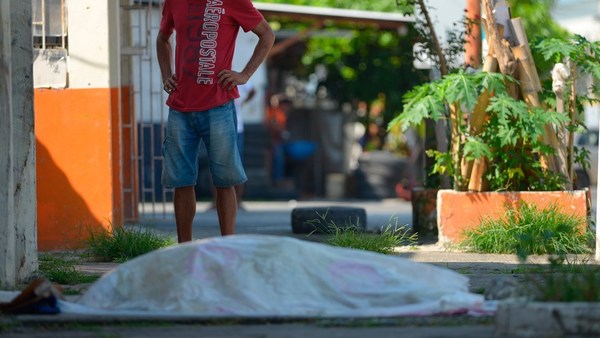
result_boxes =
[234,184,245,210]
[216,186,237,235]
[174,186,195,243]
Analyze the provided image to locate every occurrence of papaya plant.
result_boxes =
[389,69,571,191]
[388,32,599,192]
[535,34,600,102]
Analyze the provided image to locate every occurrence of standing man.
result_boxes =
[156,0,275,242]
[208,81,255,212]
[230,81,256,210]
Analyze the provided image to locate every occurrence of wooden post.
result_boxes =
[552,63,573,189]
[481,0,516,76]
[468,158,489,191]
[450,103,464,190]
[481,0,518,97]
[567,59,577,185]
[511,18,565,183]
[0,0,37,288]
[462,55,498,191]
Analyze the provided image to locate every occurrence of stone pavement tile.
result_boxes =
[496,302,600,337]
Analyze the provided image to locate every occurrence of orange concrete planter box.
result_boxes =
[437,189,589,244]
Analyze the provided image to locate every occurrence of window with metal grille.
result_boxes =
[32,0,67,49]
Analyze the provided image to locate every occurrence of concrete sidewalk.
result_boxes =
[4,321,496,338]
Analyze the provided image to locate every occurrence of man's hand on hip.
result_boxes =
[163,74,178,94]
[217,70,249,91]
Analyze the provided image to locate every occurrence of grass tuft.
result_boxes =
[85,226,176,263]
[308,211,417,254]
[527,256,600,302]
[461,202,592,258]
[324,225,416,255]
[38,254,100,285]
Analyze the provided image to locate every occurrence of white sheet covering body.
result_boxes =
[74,235,484,317]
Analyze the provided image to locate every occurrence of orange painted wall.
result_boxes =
[35,87,131,251]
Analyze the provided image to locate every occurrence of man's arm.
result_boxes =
[217,19,275,91]
[156,31,177,94]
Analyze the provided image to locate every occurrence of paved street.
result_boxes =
[136,198,414,240]
[136,186,597,240]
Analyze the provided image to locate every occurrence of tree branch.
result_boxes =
[417,0,448,76]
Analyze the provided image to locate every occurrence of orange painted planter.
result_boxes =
[436,189,589,244]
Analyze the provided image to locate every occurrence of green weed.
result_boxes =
[62,288,84,296]
[529,256,600,302]
[323,226,412,255]
[85,226,175,263]
[38,254,100,285]
[308,211,417,254]
[460,202,592,257]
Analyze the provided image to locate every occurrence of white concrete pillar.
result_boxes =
[0,0,37,288]
[66,0,120,89]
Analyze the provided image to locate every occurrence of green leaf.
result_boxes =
[388,83,444,131]
[581,60,600,82]
[444,70,478,111]
[536,107,569,126]
[426,150,454,176]
[507,167,525,180]
[463,137,492,160]
[486,94,527,119]
[496,126,518,147]
[536,38,578,62]
[476,72,507,95]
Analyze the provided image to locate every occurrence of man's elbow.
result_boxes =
[156,32,170,46]
[264,26,275,44]
[265,29,275,47]
[260,30,275,51]
[255,21,275,46]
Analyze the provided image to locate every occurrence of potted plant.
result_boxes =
[388,1,600,244]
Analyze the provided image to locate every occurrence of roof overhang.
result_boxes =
[254,2,415,29]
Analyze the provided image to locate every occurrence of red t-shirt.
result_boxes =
[159,0,264,112]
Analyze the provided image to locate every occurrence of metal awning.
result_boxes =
[254,2,415,29]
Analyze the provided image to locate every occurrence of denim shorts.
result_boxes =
[161,101,247,188]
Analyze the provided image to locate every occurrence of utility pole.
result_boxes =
[465,0,482,67]
[0,0,37,288]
